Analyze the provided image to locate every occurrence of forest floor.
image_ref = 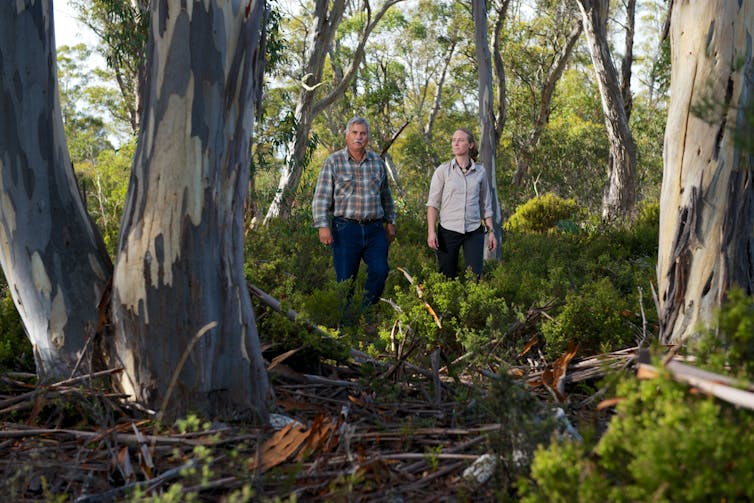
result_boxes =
[0,343,632,502]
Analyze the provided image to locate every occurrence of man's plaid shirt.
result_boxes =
[312,148,396,228]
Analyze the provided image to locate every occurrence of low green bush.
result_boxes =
[0,287,33,373]
[484,371,557,497]
[690,286,754,381]
[540,278,637,356]
[522,289,754,502]
[504,193,583,234]
[386,268,514,364]
[521,370,754,502]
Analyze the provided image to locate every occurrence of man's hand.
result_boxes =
[487,232,497,251]
[385,223,396,243]
[318,227,333,246]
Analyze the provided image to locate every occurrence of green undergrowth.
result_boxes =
[520,371,754,502]
[246,196,660,371]
[520,286,754,502]
[0,282,33,374]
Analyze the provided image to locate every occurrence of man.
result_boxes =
[312,117,396,331]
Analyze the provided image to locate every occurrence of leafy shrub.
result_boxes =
[521,371,754,502]
[601,201,660,260]
[484,371,557,497]
[0,288,33,373]
[540,278,637,357]
[494,221,656,359]
[387,269,513,362]
[523,290,754,502]
[504,193,583,234]
[690,286,754,381]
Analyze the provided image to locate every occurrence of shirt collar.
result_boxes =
[451,158,475,172]
[347,147,369,162]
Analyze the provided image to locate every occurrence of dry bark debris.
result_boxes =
[0,343,623,502]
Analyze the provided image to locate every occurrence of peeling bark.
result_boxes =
[658,0,754,344]
[110,1,269,420]
[0,1,113,379]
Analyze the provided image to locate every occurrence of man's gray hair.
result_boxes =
[345,117,370,137]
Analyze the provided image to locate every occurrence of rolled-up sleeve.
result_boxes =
[381,174,397,224]
[426,168,444,210]
[479,167,493,219]
[312,160,334,228]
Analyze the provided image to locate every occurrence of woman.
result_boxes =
[426,128,496,278]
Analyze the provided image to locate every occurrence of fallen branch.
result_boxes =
[249,282,438,382]
[637,359,754,411]
[74,460,198,503]
[0,427,209,446]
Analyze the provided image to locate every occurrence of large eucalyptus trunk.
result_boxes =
[658,0,754,345]
[109,1,270,420]
[577,0,637,221]
[0,1,113,380]
[473,0,504,261]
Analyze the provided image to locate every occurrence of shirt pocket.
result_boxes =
[335,174,354,203]
[366,168,383,194]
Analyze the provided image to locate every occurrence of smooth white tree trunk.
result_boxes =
[0,1,113,379]
[473,0,504,261]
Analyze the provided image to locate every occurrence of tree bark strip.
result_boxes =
[472,0,504,261]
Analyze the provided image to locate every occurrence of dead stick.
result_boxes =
[404,460,467,491]
[75,460,198,503]
[249,282,438,381]
[0,428,207,446]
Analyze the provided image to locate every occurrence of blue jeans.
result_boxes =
[332,217,389,324]
[437,225,485,279]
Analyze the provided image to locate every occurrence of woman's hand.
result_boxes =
[427,231,439,250]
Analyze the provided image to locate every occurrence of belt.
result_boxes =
[336,216,383,225]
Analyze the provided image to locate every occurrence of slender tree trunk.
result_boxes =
[0,1,113,380]
[577,0,637,221]
[512,21,583,186]
[658,0,754,345]
[473,0,503,261]
[620,0,635,121]
[110,1,270,420]
[424,38,457,144]
[491,0,509,142]
[263,0,404,224]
